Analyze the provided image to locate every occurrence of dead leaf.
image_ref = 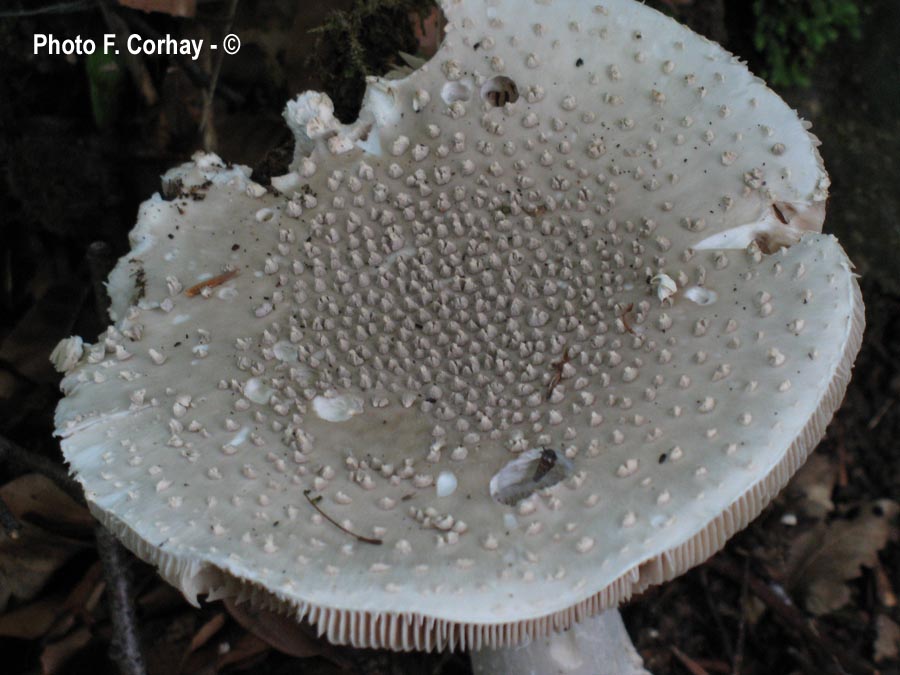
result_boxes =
[0,369,17,402]
[0,562,105,640]
[670,646,713,675]
[40,625,92,675]
[874,615,900,663]
[0,596,62,639]
[142,610,199,675]
[785,452,836,520]
[180,640,223,675]
[0,521,88,612]
[188,612,226,653]
[0,475,93,610]
[224,598,326,658]
[1,473,93,534]
[175,612,226,673]
[411,7,445,58]
[45,561,105,640]
[216,631,270,670]
[874,561,898,608]
[0,282,87,384]
[139,580,187,617]
[63,561,103,608]
[117,0,196,17]
[786,499,899,615]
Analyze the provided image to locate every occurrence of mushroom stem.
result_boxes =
[470,610,650,675]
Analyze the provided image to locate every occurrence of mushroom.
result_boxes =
[53,0,863,673]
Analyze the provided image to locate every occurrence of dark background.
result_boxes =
[0,1,898,674]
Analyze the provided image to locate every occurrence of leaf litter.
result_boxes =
[786,499,899,616]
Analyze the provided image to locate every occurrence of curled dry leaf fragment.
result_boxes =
[54,0,863,670]
[786,499,899,616]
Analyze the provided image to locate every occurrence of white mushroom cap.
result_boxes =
[54,0,862,653]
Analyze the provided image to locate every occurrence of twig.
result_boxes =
[867,398,894,430]
[698,568,734,665]
[772,203,789,224]
[96,525,148,675]
[200,0,240,149]
[95,1,159,106]
[0,435,85,505]
[303,490,382,545]
[732,560,748,675]
[670,646,711,675]
[785,646,824,675]
[184,269,239,297]
[693,660,732,674]
[835,422,849,488]
[707,556,874,675]
[0,493,21,540]
[114,8,244,105]
[0,1,92,18]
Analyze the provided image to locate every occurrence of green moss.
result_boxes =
[752,0,861,88]
[310,0,437,122]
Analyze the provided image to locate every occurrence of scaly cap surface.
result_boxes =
[55,0,862,652]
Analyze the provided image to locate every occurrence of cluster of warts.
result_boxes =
[55,0,839,622]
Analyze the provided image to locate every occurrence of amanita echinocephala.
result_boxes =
[52,1,863,672]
